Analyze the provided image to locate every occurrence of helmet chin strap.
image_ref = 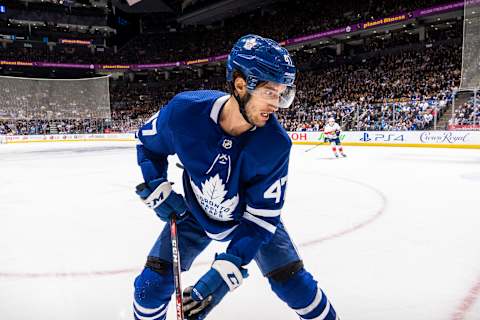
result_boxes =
[233,91,255,127]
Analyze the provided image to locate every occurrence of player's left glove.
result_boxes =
[182,253,248,319]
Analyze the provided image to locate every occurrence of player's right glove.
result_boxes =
[182,253,248,319]
[136,178,187,222]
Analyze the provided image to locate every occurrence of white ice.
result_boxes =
[0,141,479,320]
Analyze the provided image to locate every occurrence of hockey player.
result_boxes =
[324,118,346,158]
[133,34,339,320]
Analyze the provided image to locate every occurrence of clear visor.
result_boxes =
[248,82,296,109]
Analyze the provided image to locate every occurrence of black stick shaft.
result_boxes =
[170,216,185,320]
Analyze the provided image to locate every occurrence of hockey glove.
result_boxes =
[136,178,187,222]
[183,253,248,319]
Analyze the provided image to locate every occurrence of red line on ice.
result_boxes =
[451,274,480,320]
[300,174,387,247]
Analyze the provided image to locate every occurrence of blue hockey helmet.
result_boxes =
[226,34,296,108]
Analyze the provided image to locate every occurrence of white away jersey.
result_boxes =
[324,122,341,139]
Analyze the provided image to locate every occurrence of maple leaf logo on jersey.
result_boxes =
[190,174,239,221]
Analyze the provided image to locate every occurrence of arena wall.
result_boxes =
[1,131,480,148]
[0,133,134,144]
[288,131,480,149]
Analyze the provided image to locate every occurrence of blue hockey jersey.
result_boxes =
[136,90,291,265]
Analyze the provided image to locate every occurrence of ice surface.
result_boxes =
[0,142,479,320]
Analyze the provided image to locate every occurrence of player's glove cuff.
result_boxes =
[211,253,248,291]
[183,253,248,319]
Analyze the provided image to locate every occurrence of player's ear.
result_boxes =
[234,77,247,97]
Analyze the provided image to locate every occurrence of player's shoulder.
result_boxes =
[169,90,227,110]
[173,89,227,102]
[248,116,291,165]
[272,116,292,147]
[263,116,291,149]
[168,90,228,124]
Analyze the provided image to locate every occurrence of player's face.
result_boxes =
[244,83,286,127]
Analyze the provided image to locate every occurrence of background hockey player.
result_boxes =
[133,34,339,320]
[324,117,346,158]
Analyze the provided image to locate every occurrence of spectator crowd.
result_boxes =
[1,0,453,64]
[0,0,475,135]
[0,38,465,135]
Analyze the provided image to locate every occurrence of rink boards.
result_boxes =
[1,131,480,149]
[0,133,134,144]
[288,131,480,149]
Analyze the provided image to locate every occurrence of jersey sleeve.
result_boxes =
[226,142,291,266]
[136,101,176,184]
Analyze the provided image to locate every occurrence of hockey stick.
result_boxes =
[170,216,185,320]
[305,143,322,153]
